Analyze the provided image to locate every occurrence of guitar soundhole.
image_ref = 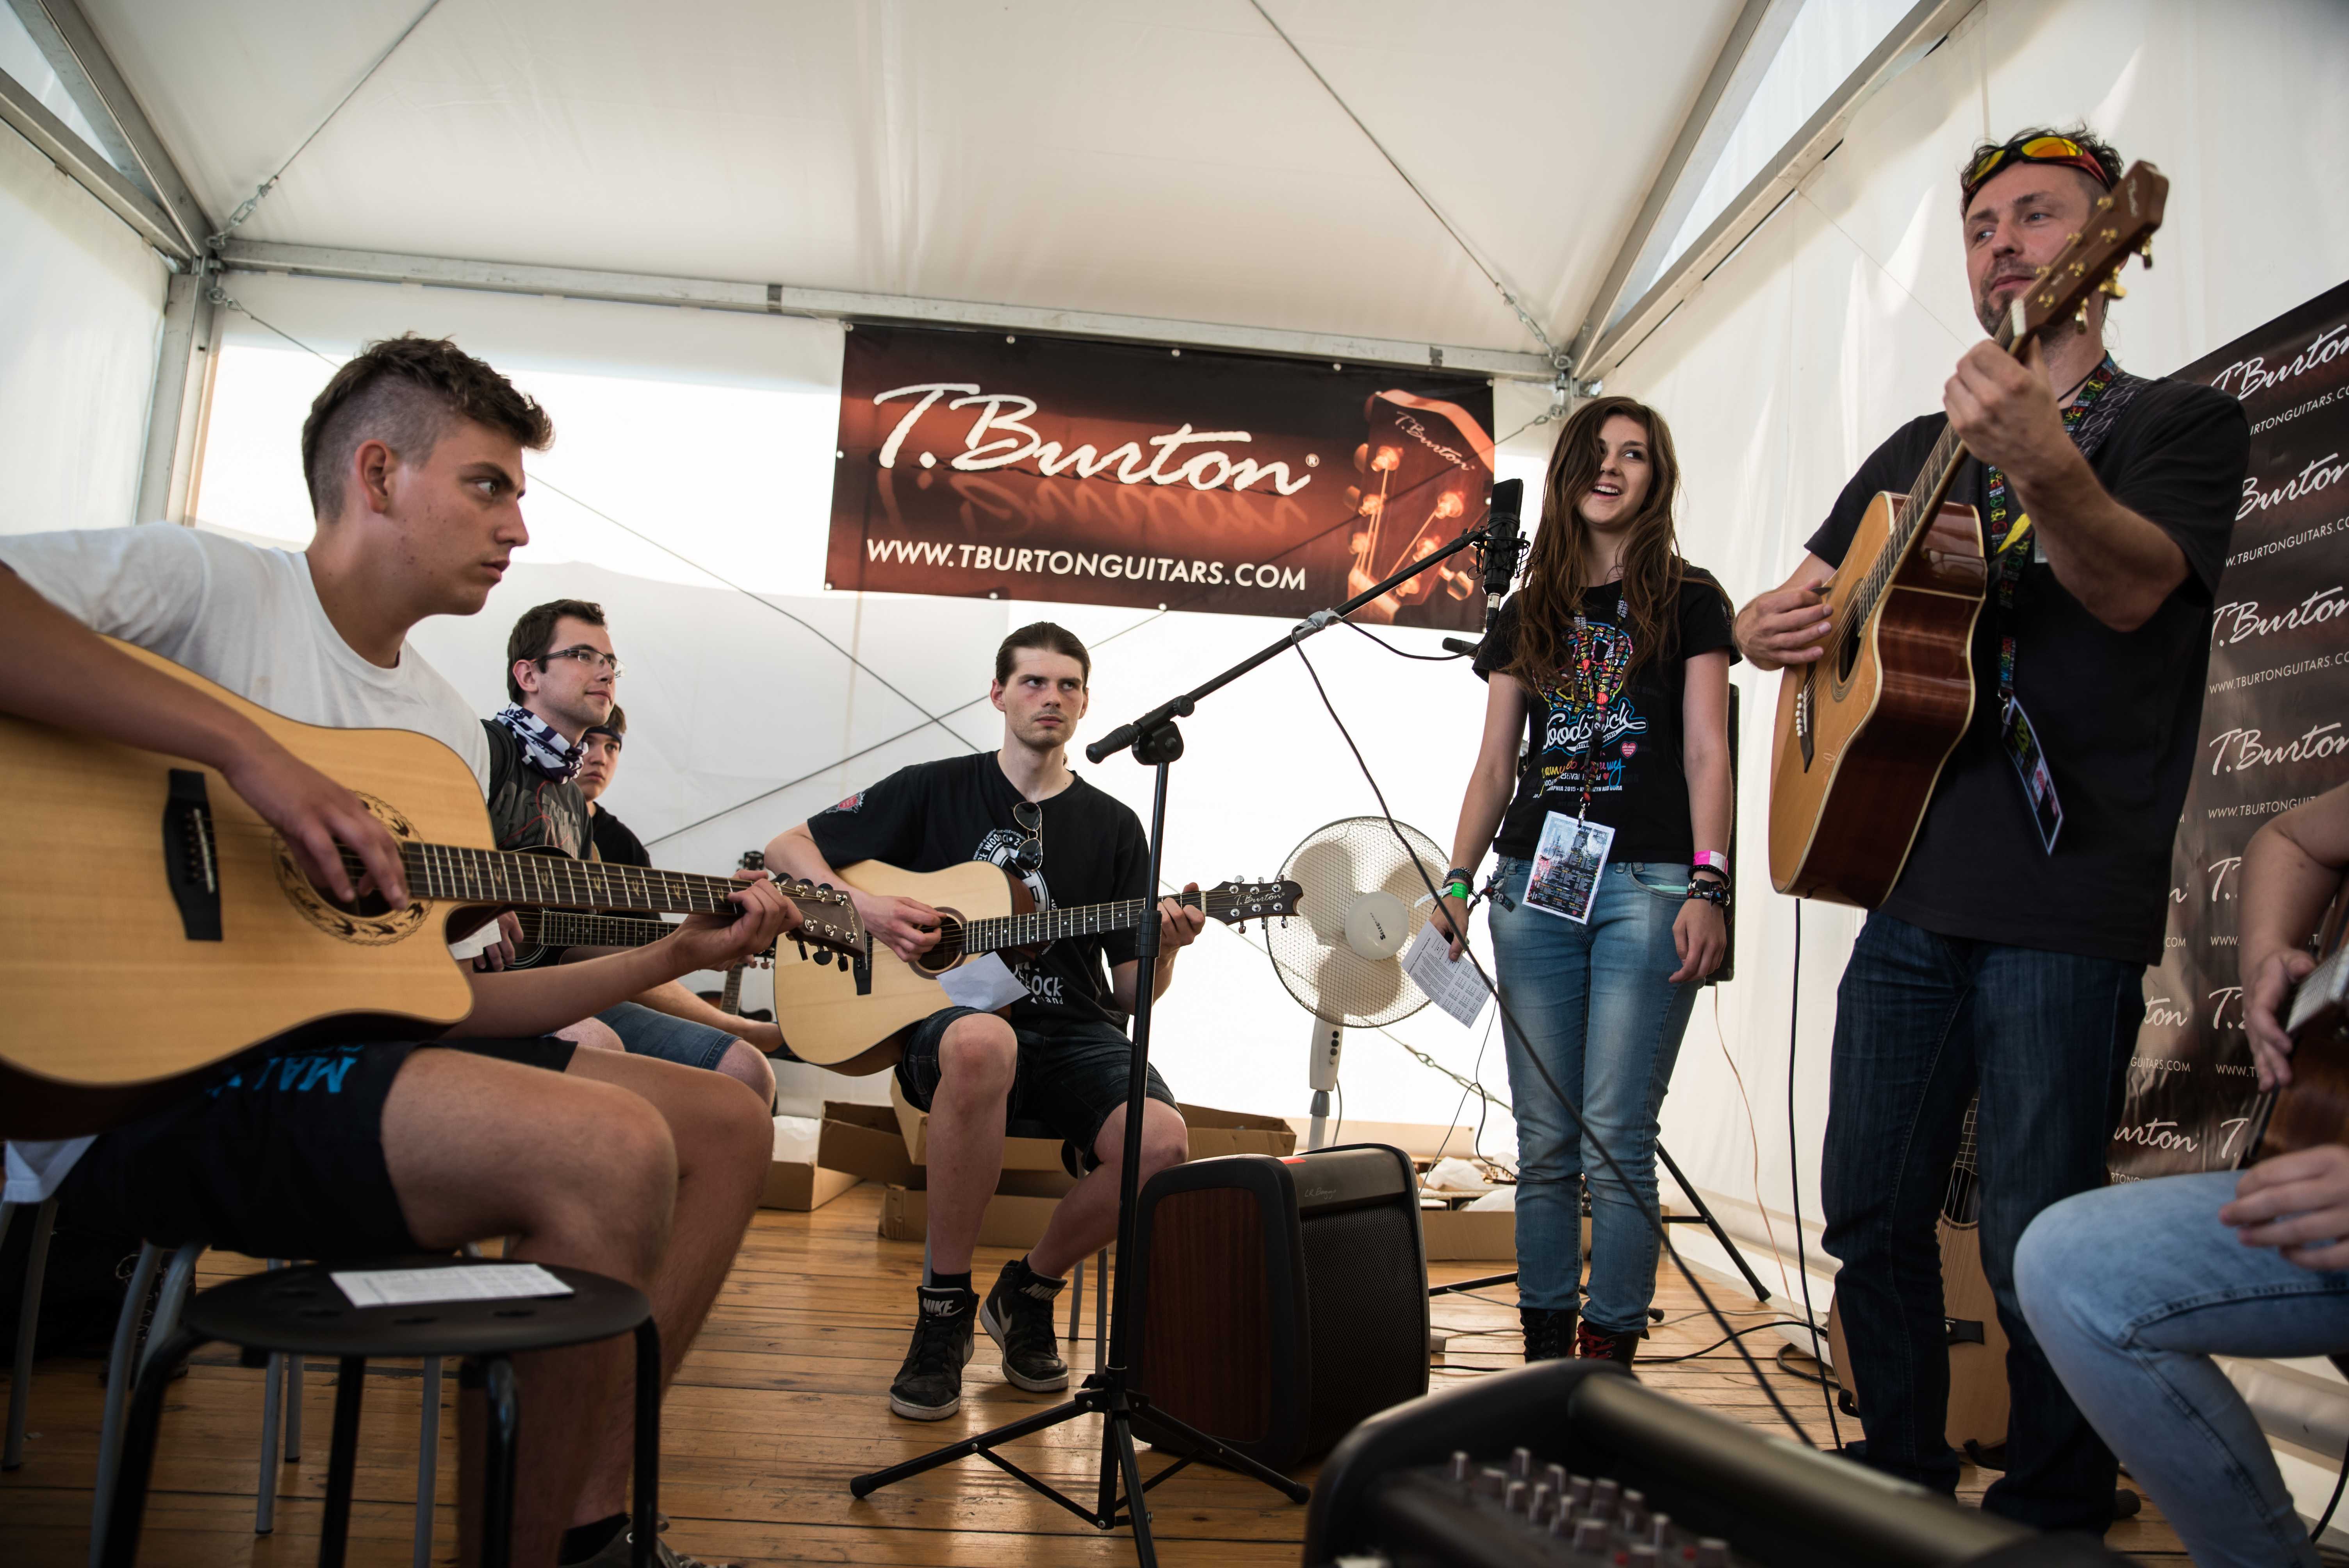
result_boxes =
[1835,617,1862,684]
[914,914,964,975]
[274,793,431,946]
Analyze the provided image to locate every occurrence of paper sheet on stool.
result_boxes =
[332,1263,574,1308]
[937,953,1030,1012]
[1402,922,1490,1027]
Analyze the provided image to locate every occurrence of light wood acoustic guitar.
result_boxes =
[2247,873,2349,1159]
[1826,1094,2010,1452]
[0,640,867,1138]
[1768,163,2169,906]
[766,861,1300,1074]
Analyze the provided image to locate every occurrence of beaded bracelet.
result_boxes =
[1684,879,1731,908]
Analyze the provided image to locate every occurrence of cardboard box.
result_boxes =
[819,1100,927,1188]
[1420,1206,1517,1262]
[761,1161,861,1212]
[880,1185,1079,1251]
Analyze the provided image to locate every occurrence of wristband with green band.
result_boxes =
[1442,880,1471,901]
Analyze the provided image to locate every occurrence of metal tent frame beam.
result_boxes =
[215,240,1563,381]
[0,61,185,260]
[1574,0,1979,382]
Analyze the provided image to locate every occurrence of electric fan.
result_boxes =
[1267,815,1449,1148]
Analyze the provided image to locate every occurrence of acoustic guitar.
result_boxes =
[1768,163,2169,906]
[766,860,1300,1073]
[1826,1094,2010,1451]
[0,640,867,1138]
[2246,873,2349,1159]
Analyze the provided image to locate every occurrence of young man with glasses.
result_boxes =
[765,622,1205,1420]
[1731,126,2249,1531]
[491,602,776,1103]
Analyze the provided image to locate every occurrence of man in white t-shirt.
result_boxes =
[0,336,782,1568]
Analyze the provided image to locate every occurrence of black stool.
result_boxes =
[104,1257,659,1568]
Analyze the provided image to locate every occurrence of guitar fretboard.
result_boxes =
[514,909,677,950]
[960,891,1215,956]
[392,842,745,914]
[2288,946,2349,1034]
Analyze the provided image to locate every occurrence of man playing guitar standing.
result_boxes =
[765,622,1203,1421]
[1732,127,2247,1530]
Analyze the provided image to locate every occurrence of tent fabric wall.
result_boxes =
[0,118,166,536]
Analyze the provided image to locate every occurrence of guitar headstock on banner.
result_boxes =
[2005,161,2167,350]
[1202,878,1305,932]
[1345,391,1495,623]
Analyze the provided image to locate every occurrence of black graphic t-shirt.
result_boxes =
[806,752,1151,1033]
[588,806,651,868]
[481,719,590,858]
[1476,569,1738,862]
[1803,375,2247,963]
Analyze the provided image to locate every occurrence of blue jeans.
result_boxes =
[2018,1172,2349,1568]
[1819,912,2140,1530]
[1486,854,1698,1331]
[596,1001,737,1073]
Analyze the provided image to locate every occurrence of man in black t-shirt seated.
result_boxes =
[765,622,1205,1421]
[1732,127,2249,1533]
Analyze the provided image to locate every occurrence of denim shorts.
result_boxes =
[898,1006,1176,1164]
[597,1001,738,1073]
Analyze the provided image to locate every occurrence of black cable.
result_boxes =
[1285,634,1814,1445]
[1775,1341,1834,1386]
[1788,901,1844,1449]
[1636,1320,1818,1365]
[1343,620,1472,661]
[2314,1443,2349,1543]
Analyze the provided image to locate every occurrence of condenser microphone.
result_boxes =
[1482,477,1525,632]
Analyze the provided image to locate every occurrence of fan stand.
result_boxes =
[1305,1018,1343,1149]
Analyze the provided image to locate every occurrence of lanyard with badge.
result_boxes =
[1524,593,1629,924]
[1979,353,2140,854]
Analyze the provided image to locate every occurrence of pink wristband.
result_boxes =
[1692,851,1731,877]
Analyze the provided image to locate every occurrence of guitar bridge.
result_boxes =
[1796,675,1816,769]
[162,769,224,941]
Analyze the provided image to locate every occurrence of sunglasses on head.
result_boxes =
[1011,800,1044,875]
[1962,135,2113,208]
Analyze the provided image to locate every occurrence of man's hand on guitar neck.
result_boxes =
[1732,557,1834,672]
[666,871,800,974]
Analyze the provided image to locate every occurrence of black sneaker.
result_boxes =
[889,1285,976,1420]
[981,1257,1070,1392]
[1519,1306,1577,1363]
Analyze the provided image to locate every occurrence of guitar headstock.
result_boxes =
[2009,160,2167,346]
[1204,878,1304,928]
[768,877,868,961]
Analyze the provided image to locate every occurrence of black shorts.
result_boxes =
[56,1037,576,1261]
[897,1007,1178,1164]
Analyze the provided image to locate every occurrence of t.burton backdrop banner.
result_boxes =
[2113,278,2349,1180]
[825,325,1495,628]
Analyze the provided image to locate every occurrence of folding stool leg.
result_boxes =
[415,1356,442,1568]
[286,1349,303,1459]
[255,1351,283,1533]
[5,1197,57,1469]
[89,1243,162,1568]
[1094,1247,1109,1365]
[1067,1258,1085,1349]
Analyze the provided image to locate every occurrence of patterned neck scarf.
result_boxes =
[493,704,582,782]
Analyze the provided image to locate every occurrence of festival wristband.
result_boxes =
[1692,851,1731,879]
[1684,880,1731,907]
[1442,880,1472,901]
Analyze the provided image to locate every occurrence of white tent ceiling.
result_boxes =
[78,0,1742,358]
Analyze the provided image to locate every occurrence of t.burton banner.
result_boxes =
[2113,278,2349,1180]
[824,325,1495,629]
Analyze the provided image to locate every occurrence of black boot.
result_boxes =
[1574,1319,1640,1367]
[1519,1305,1578,1362]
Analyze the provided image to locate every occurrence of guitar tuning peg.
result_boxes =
[2074,303,2090,329]
[2099,277,2127,300]
[2137,238,2154,269]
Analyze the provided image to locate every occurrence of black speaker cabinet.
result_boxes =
[1127,1144,1429,1472]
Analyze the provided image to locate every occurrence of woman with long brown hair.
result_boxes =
[1437,396,1736,1364]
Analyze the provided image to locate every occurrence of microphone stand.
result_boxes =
[847,517,1502,1565]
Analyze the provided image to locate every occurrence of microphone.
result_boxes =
[1483,478,1525,632]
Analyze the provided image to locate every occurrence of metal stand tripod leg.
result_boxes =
[1653,1140,1773,1304]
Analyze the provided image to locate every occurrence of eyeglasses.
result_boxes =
[1962,135,2112,207]
[1011,800,1044,875]
[537,645,626,680]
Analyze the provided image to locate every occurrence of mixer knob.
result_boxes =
[1545,1463,1570,1497]
[1447,1450,1471,1484]
[1475,1466,1509,1500]
[1509,1446,1532,1480]
[1650,1512,1673,1548]
[1572,1518,1608,1551]
[1504,1480,1526,1514]
[1696,1538,1730,1567]
[1623,1487,1648,1532]
[1567,1473,1593,1510]
[1627,1547,1657,1564]
[1527,1482,1553,1524]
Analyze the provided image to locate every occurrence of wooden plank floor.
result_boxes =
[0,1185,2185,1564]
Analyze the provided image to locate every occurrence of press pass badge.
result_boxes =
[2001,695,2063,853]
[1526,811,1615,925]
